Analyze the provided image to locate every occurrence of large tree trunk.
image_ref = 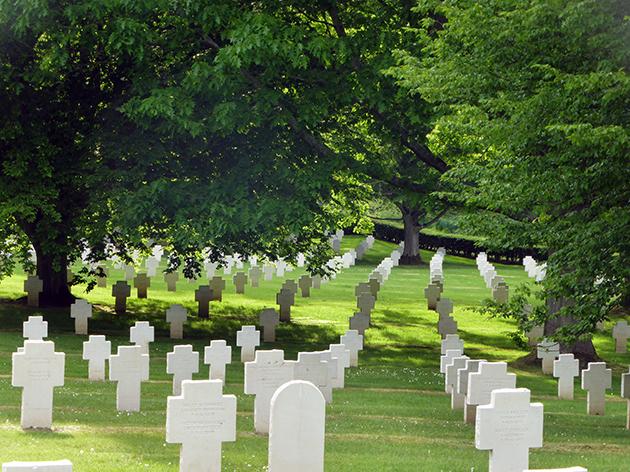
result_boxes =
[545,297,599,367]
[399,205,422,265]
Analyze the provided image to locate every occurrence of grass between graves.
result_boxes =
[0,236,629,471]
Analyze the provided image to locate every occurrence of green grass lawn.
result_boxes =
[0,236,628,471]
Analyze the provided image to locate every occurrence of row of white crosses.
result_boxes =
[439,334,590,472]
[476,252,509,303]
[523,255,547,282]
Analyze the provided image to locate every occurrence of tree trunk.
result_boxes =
[32,241,74,307]
[399,205,422,265]
[545,297,599,367]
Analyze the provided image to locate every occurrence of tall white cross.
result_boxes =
[441,334,464,355]
[236,326,261,362]
[204,340,232,381]
[82,335,111,381]
[70,299,92,335]
[295,352,332,403]
[340,330,363,367]
[109,345,150,412]
[244,349,294,434]
[23,316,48,341]
[476,388,543,472]
[167,345,200,395]
[166,380,236,472]
[12,340,65,429]
[130,321,154,355]
[581,362,612,415]
[553,353,579,400]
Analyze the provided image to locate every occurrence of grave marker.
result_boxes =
[621,368,630,429]
[328,344,351,388]
[209,276,226,301]
[12,340,65,429]
[109,345,149,412]
[298,275,312,297]
[166,304,187,339]
[446,355,469,409]
[340,330,363,367]
[133,273,150,299]
[612,320,630,353]
[268,380,325,472]
[70,299,92,335]
[424,283,441,310]
[82,335,111,381]
[194,285,213,318]
[526,324,544,347]
[244,349,294,433]
[166,380,236,472]
[467,362,517,427]
[23,316,47,341]
[492,282,509,304]
[436,298,453,319]
[236,326,261,362]
[282,279,298,295]
[145,257,159,277]
[357,293,375,317]
[276,288,295,322]
[537,339,560,374]
[111,281,131,314]
[275,260,288,277]
[263,264,274,281]
[204,340,232,381]
[295,352,332,403]
[581,362,612,415]
[166,345,200,395]
[249,266,262,287]
[438,315,458,338]
[233,271,248,294]
[95,266,108,287]
[130,321,154,355]
[457,359,486,424]
[441,334,464,355]
[164,271,179,292]
[553,354,579,400]
[312,275,322,289]
[476,388,543,472]
[349,313,369,335]
[23,275,43,307]
[259,308,280,342]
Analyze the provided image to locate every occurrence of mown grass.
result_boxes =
[0,236,628,471]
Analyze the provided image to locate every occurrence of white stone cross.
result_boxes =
[441,334,464,355]
[166,380,236,472]
[233,271,248,294]
[194,285,213,318]
[349,313,369,335]
[111,280,131,314]
[244,349,294,434]
[424,283,441,310]
[249,266,262,287]
[457,359,486,424]
[537,338,560,374]
[259,308,280,342]
[340,329,363,367]
[12,340,65,429]
[236,325,261,362]
[275,259,288,277]
[82,335,111,381]
[476,388,543,472]
[581,362,612,415]
[440,348,463,374]
[621,367,630,430]
[204,340,232,381]
[23,316,48,341]
[166,304,187,339]
[467,362,517,413]
[295,352,332,403]
[446,355,469,410]
[263,263,274,281]
[23,275,43,307]
[133,273,150,299]
[70,299,92,335]
[612,320,630,353]
[328,344,351,388]
[553,353,579,400]
[267,380,325,472]
[2,460,73,471]
[166,345,200,395]
[109,345,149,412]
[130,321,154,355]
[164,271,179,292]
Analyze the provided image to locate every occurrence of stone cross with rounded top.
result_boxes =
[204,340,232,381]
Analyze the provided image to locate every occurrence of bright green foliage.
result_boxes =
[388,0,630,340]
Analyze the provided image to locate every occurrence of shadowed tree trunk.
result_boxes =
[399,205,422,265]
[545,297,599,367]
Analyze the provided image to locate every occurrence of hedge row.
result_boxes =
[371,223,545,265]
